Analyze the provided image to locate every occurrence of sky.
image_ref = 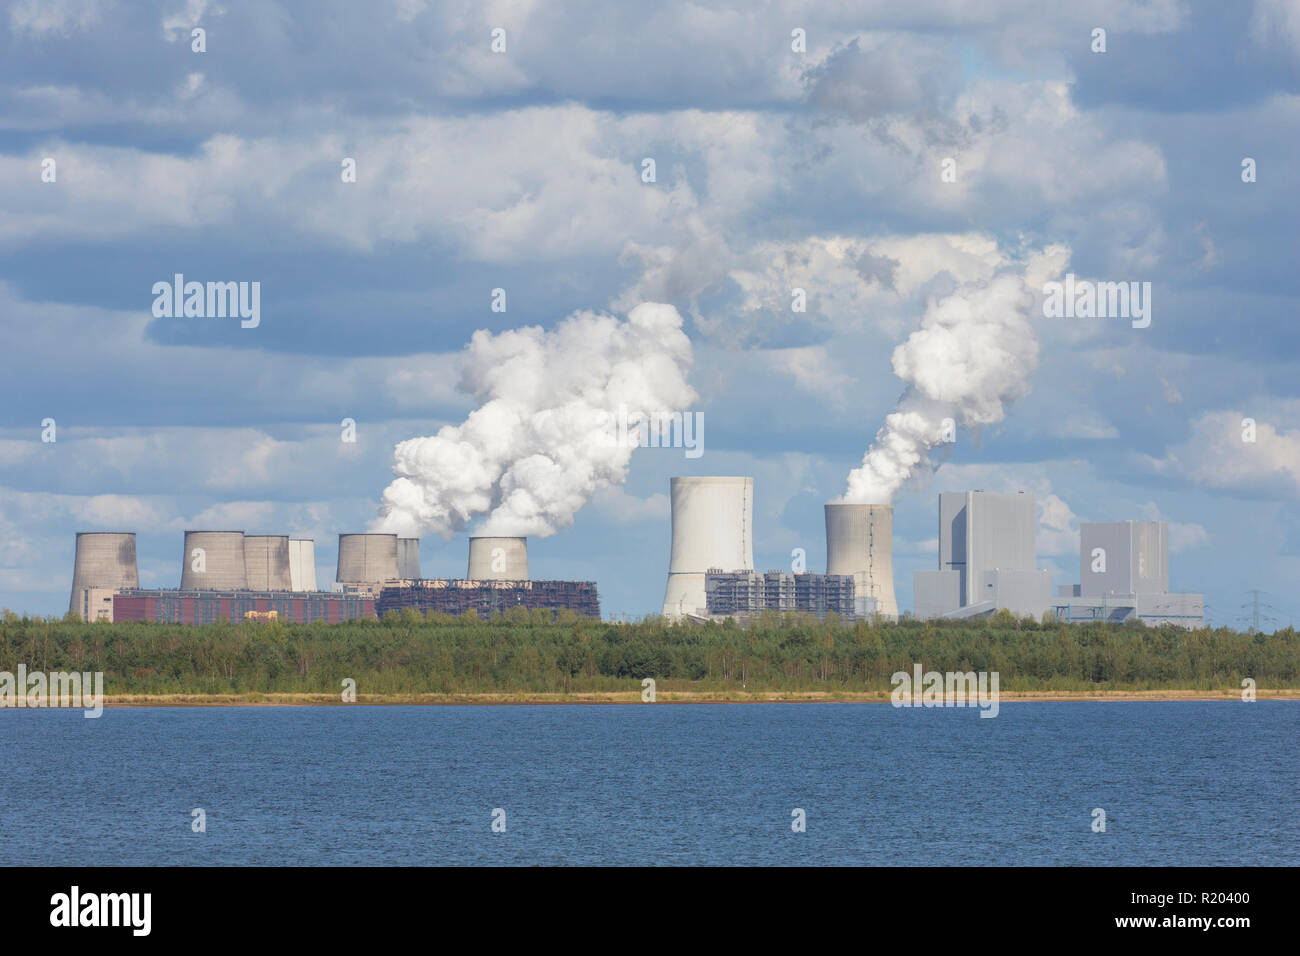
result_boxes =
[1,0,1298,628]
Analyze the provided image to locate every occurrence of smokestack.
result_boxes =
[69,532,138,614]
[662,476,754,619]
[288,539,317,591]
[397,537,422,579]
[244,535,291,590]
[467,536,528,581]
[336,533,400,588]
[180,531,248,590]
[825,504,898,619]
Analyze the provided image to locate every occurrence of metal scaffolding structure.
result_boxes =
[378,578,601,619]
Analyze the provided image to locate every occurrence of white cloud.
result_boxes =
[1141,410,1300,497]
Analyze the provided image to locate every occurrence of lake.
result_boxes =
[2,702,1295,865]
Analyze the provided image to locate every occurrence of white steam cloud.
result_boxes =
[842,245,1069,503]
[374,303,696,539]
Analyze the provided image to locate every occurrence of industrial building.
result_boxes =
[113,589,374,624]
[704,570,856,621]
[658,476,898,622]
[914,491,1052,620]
[67,525,600,623]
[378,578,600,619]
[68,528,355,624]
[1054,521,1203,628]
[381,534,599,619]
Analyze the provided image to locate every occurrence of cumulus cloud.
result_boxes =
[1142,410,1300,497]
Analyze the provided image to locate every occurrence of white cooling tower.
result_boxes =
[69,532,139,614]
[397,537,421,579]
[467,536,528,580]
[662,476,754,619]
[825,503,898,619]
[180,531,248,590]
[288,538,317,591]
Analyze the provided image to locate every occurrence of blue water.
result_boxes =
[1,702,1295,865]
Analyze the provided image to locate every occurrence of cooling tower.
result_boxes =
[825,503,898,619]
[662,476,754,619]
[180,531,248,590]
[467,536,528,580]
[244,534,292,590]
[336,533,400,587]
[397,537,421,579]
[288,538,317,591]
[69,532,139,614]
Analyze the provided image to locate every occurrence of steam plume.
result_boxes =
[842,247,1067,503]
[375,303,696,538]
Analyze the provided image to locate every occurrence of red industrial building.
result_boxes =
[112,589,375,625]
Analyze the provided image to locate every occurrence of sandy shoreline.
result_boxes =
[88,689,1300,707]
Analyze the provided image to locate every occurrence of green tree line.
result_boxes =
[0,607,1296,695]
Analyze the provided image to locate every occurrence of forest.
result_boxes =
[1,606,1296,696]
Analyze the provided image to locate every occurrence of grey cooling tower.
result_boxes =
[467,536,528,580]
[397,537,421,579]
[288,538,317,591]
[825,503,898,619]
[244,534,292,590]
[69,532,139,614]
[336,533,400,586]
[180,531,249,590]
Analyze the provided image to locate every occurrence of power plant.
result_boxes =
[1055,521,1202,627]
[825,503,898,619]
[913,493,1204,628]
[62,480,1204,629]
[380,535,599,618]
[915,491,1050,620]
[67,526,599,623]
[659,477,891,622]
